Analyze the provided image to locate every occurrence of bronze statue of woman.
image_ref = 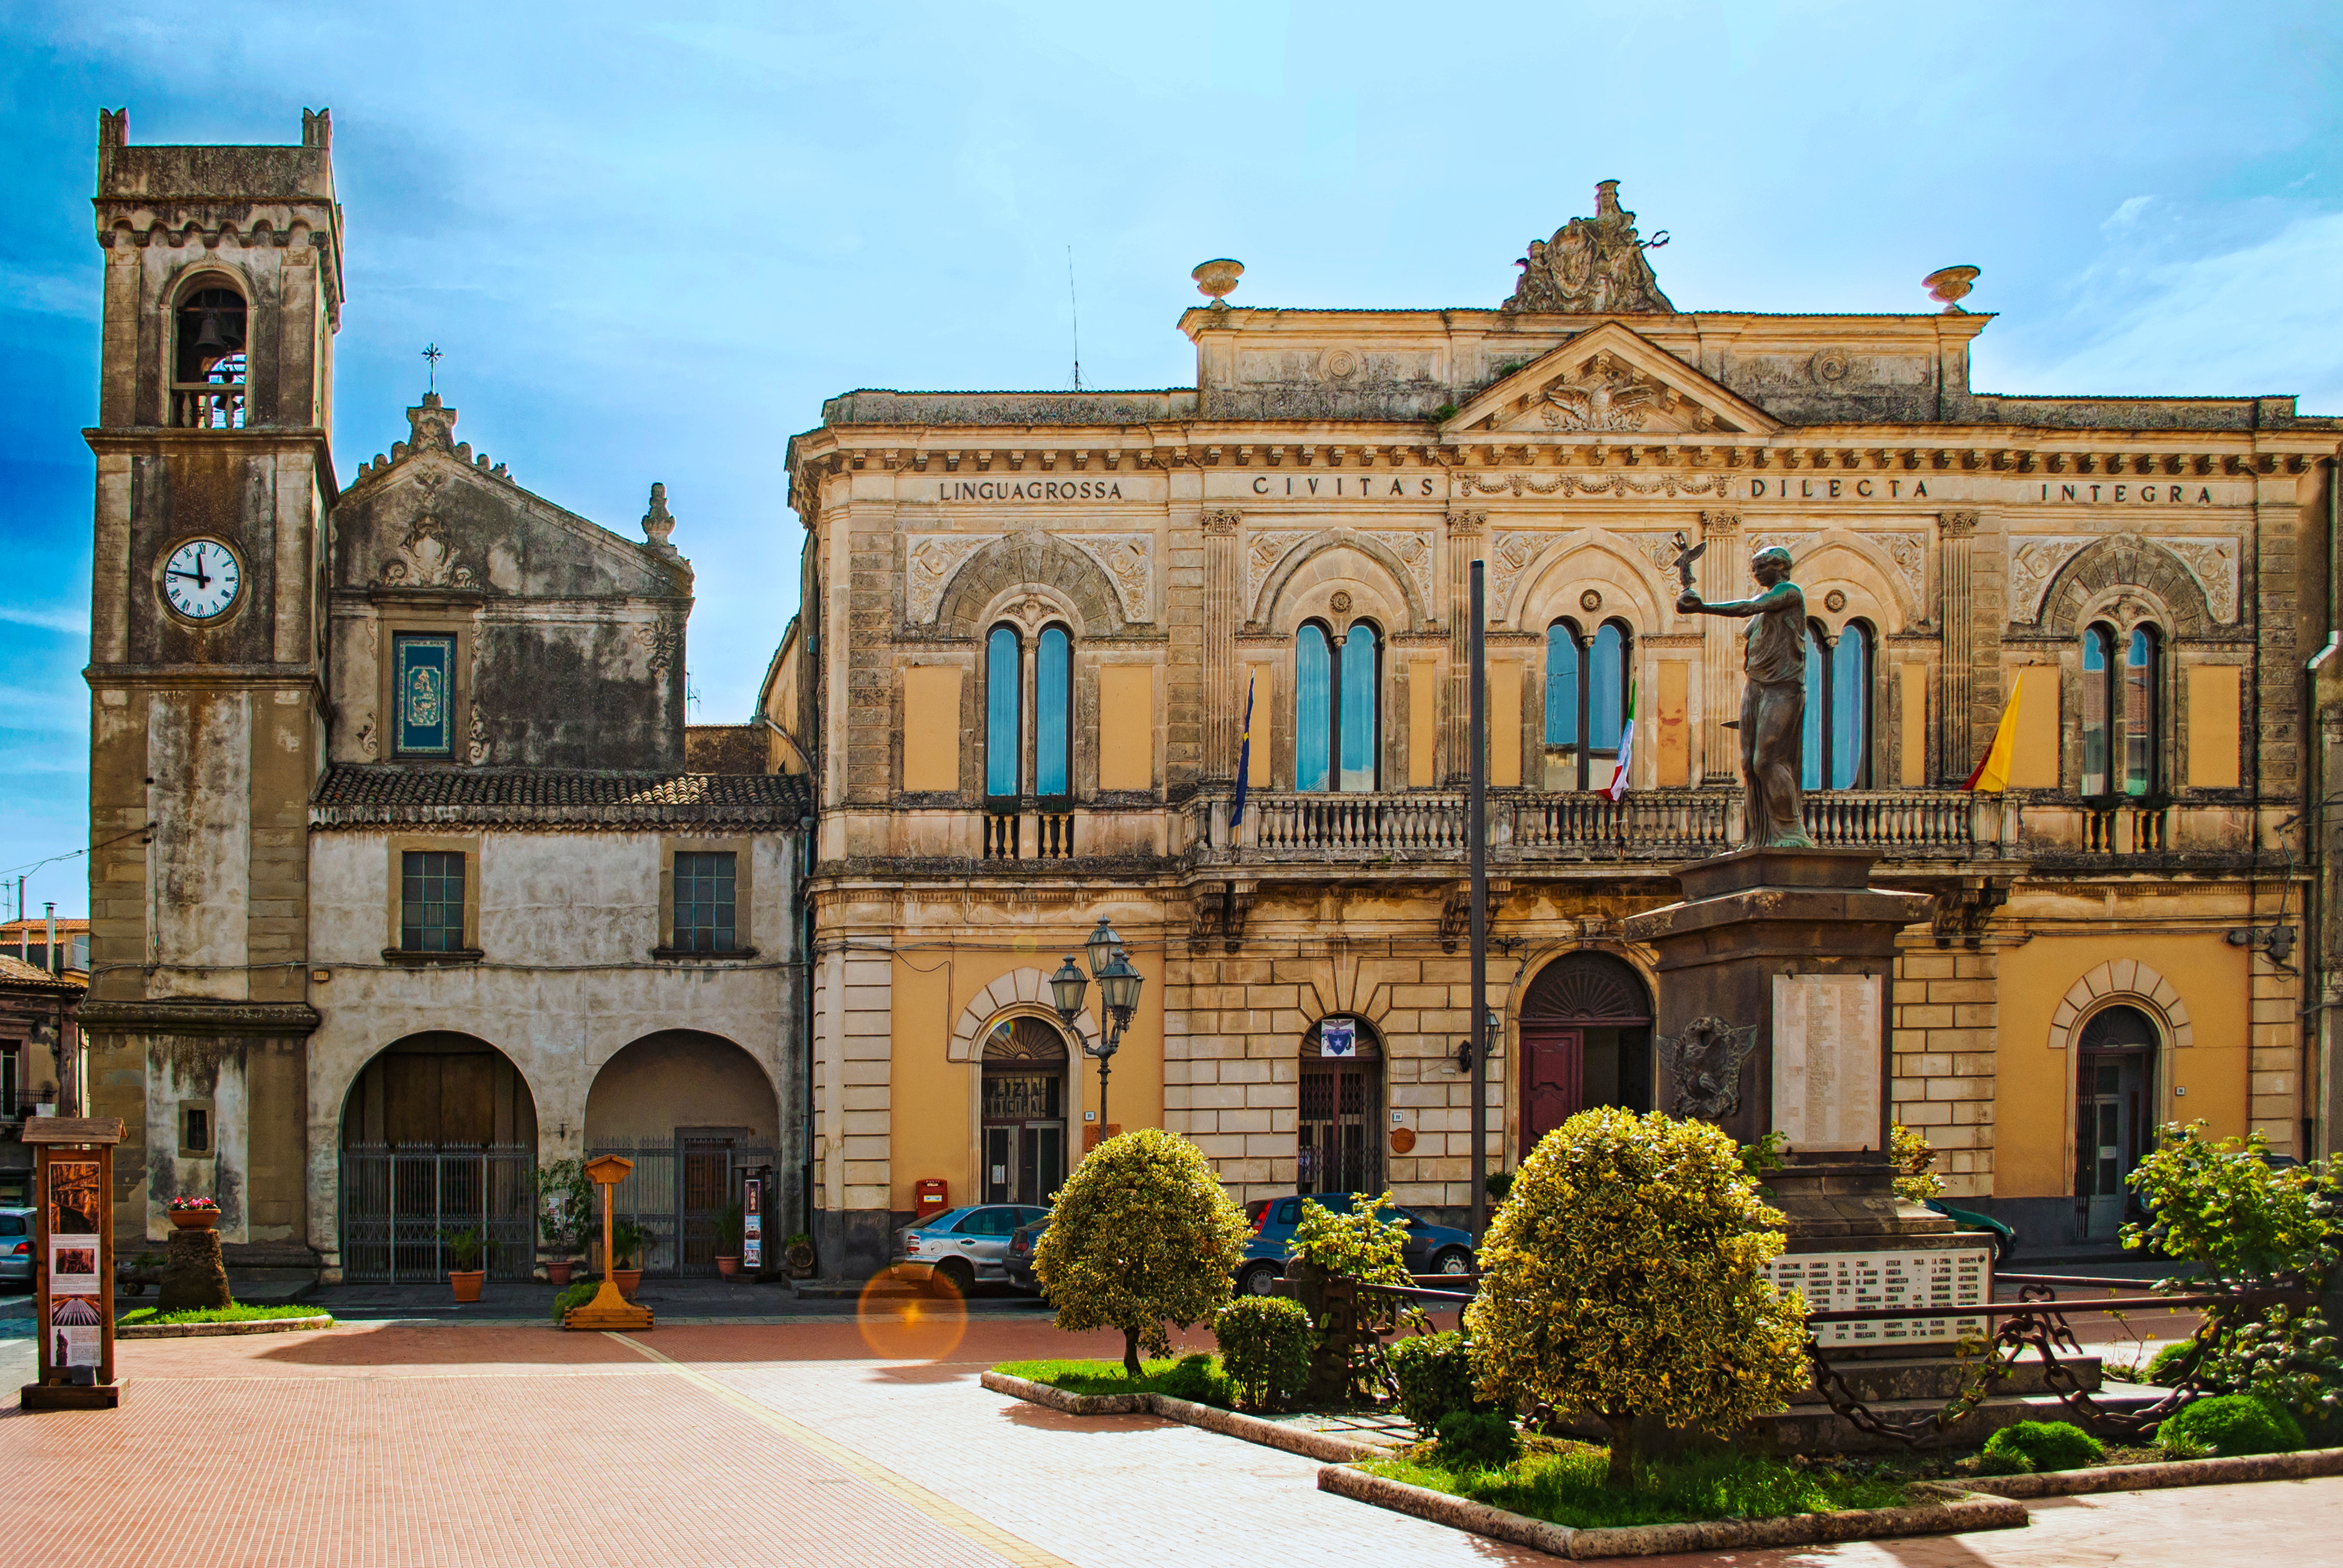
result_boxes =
[1677,546,1814,849]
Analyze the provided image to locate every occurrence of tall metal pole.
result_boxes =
[1469,560,1488,1244]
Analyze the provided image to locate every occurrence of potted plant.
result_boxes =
[611,1220,648,1300]
[714,1202,744,1278]
[784,1231,816,1278]
[166,1196,219,1231]
[443,1224,488,1303]
[534,1157,592,1285]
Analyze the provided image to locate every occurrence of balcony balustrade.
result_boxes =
[171,383,246,430]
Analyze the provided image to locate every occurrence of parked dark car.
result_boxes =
[890,1204,1048,1295]
[1005,1216,1049,1294]
[1923,1197,2016,1264]
[1235,1192,1473,1296]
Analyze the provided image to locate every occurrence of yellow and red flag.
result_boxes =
[1964,682,2022,792]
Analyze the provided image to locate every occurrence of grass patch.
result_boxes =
[1363,1439,1920,1530]
[994,1355,1228,1402]
[118,1303,332,1328]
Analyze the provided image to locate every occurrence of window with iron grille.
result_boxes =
[673,851,737,953]
[399,851,466,952]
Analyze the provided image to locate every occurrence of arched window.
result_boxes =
[1295,623,1332,791]
[2082,624,2114,796]
[1543,618,1630,791]
[1801,621,1873,790]
[985,626,1021,798]
[173,284,247,430]
[2124,626,2159,796]
[1035,626,1071,798]
[1338,622,1381,792]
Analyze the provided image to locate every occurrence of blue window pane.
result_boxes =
[2082,626,2110,795]
[1830,626,1867,789]
[1295,626,1331,791]
[1339,625,1378,792]
[2125,627,2154,795]
[1035,627,1070,795]
[1545,624,1579,745]
[1802,625,1826,791]
[1588,624,1624,751]
[986,627,1020,797]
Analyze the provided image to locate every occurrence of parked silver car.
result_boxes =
[891,1204,1047,1296]
[0,1208,31,1289]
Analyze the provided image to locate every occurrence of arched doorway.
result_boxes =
[1300,1016,1382,1195]
[338,1033,539,1282]
[585,1031,779,1276]
[980,1017,1069,1206]
[2076,1004,2158,1238]
[1518,953,1654,1156]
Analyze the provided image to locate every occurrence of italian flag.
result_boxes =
[1606,681,1637,802]
[1964,682,2022,792]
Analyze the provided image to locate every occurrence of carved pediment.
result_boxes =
[1445,323,1781,439]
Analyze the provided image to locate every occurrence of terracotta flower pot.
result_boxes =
[614,1268,643,1300]
[716,1255,741,1278]
[448,1269,485,1302]
[168,1209,218,1231]
[545,1261,574,1287]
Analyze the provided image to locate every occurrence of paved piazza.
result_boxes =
[0,1316,2336,1567]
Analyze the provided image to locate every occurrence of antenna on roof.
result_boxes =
[1067,246,1083,391]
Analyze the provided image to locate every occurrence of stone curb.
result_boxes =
[118,1315,335,1339]
[1964,1445,2343,1498]
[1318,1466,2026,1560]
[978,1372,1380,1462]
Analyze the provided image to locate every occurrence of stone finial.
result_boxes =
[406,392,457,452]
[1924,266,1980,313]
[1191,258,1244,307]
[642,483,677,553]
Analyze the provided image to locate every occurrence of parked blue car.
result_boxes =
[1235,1192,1474,1297]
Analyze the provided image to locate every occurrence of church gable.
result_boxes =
[1444,321,1781,439]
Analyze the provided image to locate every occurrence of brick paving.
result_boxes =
[0,1316,2335,1566]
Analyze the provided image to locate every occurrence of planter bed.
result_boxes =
[1965,1445,2343,1497]
[119,1310,335,1339]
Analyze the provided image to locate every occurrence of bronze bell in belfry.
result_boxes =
[192,306,232,358]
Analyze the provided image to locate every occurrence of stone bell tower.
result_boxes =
[78,109,342,1269]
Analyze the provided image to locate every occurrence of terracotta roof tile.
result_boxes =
[312,766,810,829]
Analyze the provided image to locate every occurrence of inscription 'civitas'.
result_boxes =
[1251,475,1438,497]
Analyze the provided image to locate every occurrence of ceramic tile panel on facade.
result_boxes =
[767,182,2342,1264]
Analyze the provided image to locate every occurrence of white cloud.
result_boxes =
[2102,195,2155,233]
[0,604,91,635]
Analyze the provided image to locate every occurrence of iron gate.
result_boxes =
[588,1139,778,1277]
[339,1143,537,1282]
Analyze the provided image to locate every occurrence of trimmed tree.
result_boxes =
[1034,1128,1251,1377]
[1464,1106,1809,1488]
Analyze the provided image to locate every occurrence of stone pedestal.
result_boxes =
[159,1228,232,1313]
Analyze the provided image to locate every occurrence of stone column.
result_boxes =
[1699,509,1742,786]
[1937,510,1981,785]
[1202,509,1242,781]
[1445,508,1485,785]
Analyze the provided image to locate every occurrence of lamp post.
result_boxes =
[1052,927,1145,1143]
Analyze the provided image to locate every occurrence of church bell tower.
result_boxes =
[79,109,341,1266]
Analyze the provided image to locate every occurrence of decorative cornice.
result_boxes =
[79,999,321,1039]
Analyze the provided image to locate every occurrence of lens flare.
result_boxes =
[856,1269,968,1361]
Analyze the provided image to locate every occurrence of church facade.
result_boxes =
[78,113,808,1283]
[787,183,2338,1273]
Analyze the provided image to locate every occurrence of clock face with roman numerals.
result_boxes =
[162,538,241,621]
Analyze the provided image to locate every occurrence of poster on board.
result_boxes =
[48,1236,100,1292]
[47,1295,101,1368]
[47,1160,100,1235]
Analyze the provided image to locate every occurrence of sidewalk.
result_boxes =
[302,1275,1059,1322]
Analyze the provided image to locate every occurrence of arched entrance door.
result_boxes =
[339,1033,539,1282]
[981,1018,1069,1206]
[1300,1017,1382,1195]
[1518,953,1653,1157]
[586,1031,781,1276]
[2076,1004,2158,1239]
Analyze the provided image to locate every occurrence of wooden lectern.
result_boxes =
[562,1154,652,1331]
[22,1117,126,1410]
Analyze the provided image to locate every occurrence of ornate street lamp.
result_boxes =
[1049,955,1089,1025]
[1084,917,1121,981]
[1057,941,1144,1143]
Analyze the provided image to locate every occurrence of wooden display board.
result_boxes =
[22,1118,125,1410]
[562,1154,652,1331]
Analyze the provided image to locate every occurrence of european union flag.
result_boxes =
[1230,673,1256,826]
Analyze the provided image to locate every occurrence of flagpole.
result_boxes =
[1469,560,1487,1247]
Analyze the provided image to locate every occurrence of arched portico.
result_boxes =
[585,1030,781,1276]
[336,1032,540,1282]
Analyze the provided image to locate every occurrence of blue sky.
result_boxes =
[3,1,2341,918]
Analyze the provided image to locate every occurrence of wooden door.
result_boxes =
[1519,1027,1584,1157]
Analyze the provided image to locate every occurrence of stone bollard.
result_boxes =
[159,1227,233,1313]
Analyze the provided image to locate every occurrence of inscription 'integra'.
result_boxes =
[939,480,1125,501]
